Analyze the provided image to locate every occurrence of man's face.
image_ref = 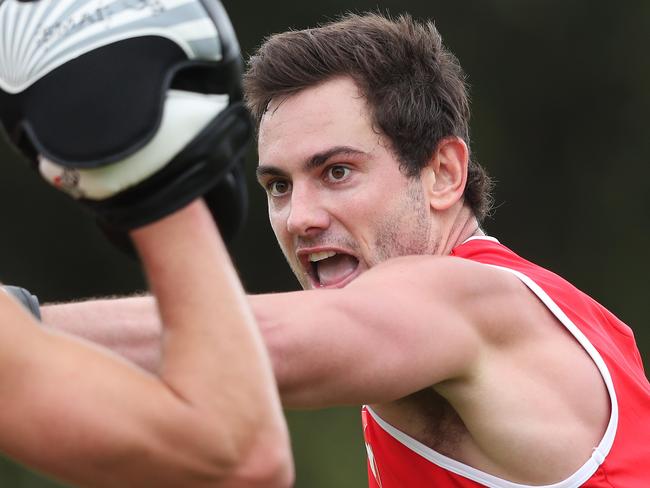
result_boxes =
[257,77,436,290]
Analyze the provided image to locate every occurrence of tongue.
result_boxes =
[317,254,358,286]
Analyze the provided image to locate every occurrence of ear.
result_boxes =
[421,136,469,211]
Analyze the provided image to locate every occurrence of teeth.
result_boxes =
[308,251,337,262]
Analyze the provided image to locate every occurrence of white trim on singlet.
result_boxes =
[462,235,500,244]
[365,239,619,488]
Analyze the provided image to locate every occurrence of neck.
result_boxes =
[436,203,483,256]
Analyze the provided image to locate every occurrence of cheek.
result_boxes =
[267,196,285,224]
[371,184,432,259]
[268,208,291,247]
[347,192,396,229]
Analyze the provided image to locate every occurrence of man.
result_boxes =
[40,12,650,487]
[0,0,292,486]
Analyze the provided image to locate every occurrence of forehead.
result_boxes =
[257,77,381,168]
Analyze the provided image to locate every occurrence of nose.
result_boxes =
[285,184,330,236]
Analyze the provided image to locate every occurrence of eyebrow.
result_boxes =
[256,146,368,182]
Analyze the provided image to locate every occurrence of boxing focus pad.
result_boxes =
[0,0,251,240]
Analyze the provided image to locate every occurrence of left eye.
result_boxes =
[327,165,350,181]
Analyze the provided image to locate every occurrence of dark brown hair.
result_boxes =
[244,12,493,221]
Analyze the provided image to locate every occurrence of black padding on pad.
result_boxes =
[3,36,186,168]
[171,57,242,99]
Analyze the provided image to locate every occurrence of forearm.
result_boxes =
[131,200,291,484]
[42,295,161,372]
[133,203,273,416]
[43,285,345,409]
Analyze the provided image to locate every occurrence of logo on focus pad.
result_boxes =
[53,169,83,199]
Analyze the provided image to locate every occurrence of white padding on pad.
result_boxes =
[39,89,228,200]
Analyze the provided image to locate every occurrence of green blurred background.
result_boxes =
[0,0,648,486]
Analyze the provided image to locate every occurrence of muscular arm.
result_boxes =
[4,201,292,487]
[43,295,162,372]
[254,256,494,408]
[45,254,516,409]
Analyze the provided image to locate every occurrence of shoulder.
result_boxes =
[349,254,525,305]
[344,254,543,344]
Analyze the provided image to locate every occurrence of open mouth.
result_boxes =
[305,250,360,288]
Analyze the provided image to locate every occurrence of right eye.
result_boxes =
[268,179,292,197]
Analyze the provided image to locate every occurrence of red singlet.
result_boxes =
[362,237,650,487]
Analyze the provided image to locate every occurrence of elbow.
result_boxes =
[210,428,295,488]
[170,444,293,488]
[245,441,294,488]
[235,423,295,488]
[187,391,294,486]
